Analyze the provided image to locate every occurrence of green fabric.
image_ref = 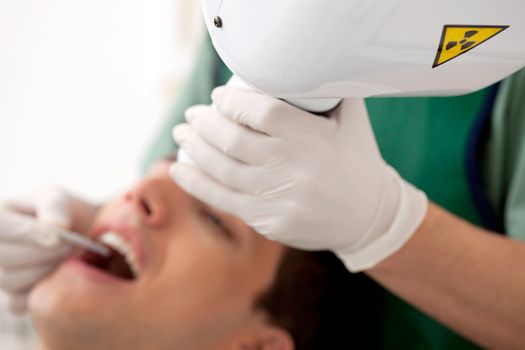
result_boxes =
[142,38,232,172]
[367,91,488,350]
[483,70,525,239]
[367,92,487,224]
[144,34,525,349]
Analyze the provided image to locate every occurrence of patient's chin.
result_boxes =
[30,275,115,350]
[30,276,75,334]
[29,279,72,346]
[29,268,104,333]
[29,271,62,318]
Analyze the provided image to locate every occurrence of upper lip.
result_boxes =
[91,222,146,271]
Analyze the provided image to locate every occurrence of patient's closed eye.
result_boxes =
[206,212,222,227]
[202,210,233,240]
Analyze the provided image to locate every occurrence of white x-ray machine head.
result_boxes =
[201,0,525,112]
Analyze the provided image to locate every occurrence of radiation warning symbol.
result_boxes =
[432,25,509,68]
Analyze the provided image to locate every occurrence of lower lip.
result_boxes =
[63,255,134,285]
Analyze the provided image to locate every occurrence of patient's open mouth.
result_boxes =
[80,231,140,281]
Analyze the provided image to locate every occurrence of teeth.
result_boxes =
[99,231,140,278]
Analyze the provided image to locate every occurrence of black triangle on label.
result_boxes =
[446,41,457,50]
[464,30,478,38]
[432,24,510,68]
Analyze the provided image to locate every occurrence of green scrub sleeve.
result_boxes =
[484,68,525,239]
[142,35,231,172]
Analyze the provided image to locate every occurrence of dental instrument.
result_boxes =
[57,230,110,257]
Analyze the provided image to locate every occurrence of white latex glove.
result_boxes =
[170,87,428,272]
[0,188,98,313]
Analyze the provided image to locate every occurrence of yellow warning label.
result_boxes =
[432,25,509,68]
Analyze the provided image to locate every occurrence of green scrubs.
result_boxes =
[144,35,525,349]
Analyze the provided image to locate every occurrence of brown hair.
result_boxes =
[256,249,384,350]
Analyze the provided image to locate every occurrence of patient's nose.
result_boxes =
[124,178,167,227]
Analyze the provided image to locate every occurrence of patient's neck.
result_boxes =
[35,325,114,350]
[38,340,83,350]
[37,336,95,350]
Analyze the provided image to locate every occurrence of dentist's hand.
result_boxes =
[171,88,427,272]
[0,188,98,313]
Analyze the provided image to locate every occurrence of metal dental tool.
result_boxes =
[57,230,111,257]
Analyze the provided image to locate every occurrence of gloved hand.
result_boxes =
[170,87,428,272]
[0,188,99,313]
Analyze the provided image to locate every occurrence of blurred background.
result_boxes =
[0,0,203,348]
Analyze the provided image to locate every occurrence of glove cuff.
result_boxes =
[335,168,428,272]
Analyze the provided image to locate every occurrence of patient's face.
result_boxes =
[29,162,286,350]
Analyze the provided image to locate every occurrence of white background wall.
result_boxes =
[0,1,203,348]
[0,0,202,203]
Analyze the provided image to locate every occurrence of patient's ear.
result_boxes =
[238,326,294,350]
[259,328,294,350]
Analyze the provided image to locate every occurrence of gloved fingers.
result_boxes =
[211,86,336,138]
[67,196,100,234]
[4,292,29,314]
[330,99,384,159]
[183,105,273,165]
[0,209,45,242]
[0,264,57,294]
[0,242,71,269]
[2,187,71,232]
[332,99,375,141]
[176,127,266,195]
[3,194,37,217]
[170,163,249,216]
[0,209,64,248]
[35,187,72,229]
[3,188,97,236]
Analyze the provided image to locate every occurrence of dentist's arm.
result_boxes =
[369,203,525,350]
[170,87,525,349]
